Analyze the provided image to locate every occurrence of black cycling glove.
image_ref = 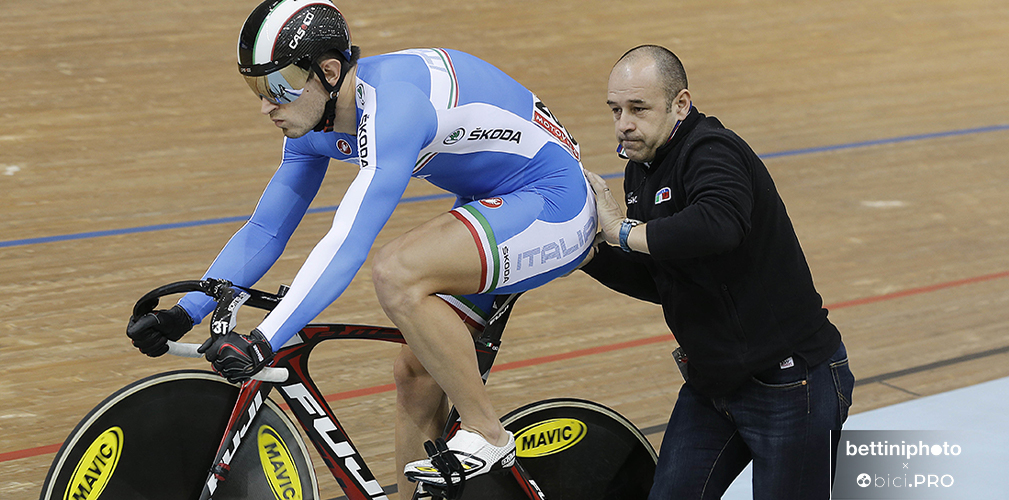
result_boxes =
[198,328,274,383]
[127,304,193,357]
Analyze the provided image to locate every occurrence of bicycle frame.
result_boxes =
[194,322,400,500]
[143,280,543,500]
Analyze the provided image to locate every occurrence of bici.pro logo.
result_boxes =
[833,430,972,499]
[857,473,872,488]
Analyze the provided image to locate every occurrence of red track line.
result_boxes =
[826,270,1009,309]
[491,334,671,372]
[0,443,61,463]
[9,270,1009,463]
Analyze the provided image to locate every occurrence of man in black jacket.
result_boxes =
[582,45,854,499]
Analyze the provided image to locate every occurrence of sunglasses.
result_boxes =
[243,63,313,105]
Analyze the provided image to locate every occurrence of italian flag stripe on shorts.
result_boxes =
[437,294,489,331]
[450,205,499,294]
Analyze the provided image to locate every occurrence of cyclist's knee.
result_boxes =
[373,246,419,306]
[372,243,400,285]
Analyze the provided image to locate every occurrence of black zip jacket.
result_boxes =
[583,107,840,397]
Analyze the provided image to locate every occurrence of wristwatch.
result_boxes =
[619,218,641,252]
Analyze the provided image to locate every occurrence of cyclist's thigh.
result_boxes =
[450,168,594,296]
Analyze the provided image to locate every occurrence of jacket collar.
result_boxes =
[646,105,702,168]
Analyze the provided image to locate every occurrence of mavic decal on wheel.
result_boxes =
[514,418,586,458]
[259,424,303,500]
[64,426,123,500]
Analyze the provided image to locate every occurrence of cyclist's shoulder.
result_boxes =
[355,51,436,88]
[357,48,507,90]
[360,48,485,68]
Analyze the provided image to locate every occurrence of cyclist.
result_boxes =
[125,0,594,492]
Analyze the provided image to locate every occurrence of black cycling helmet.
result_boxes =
[238,0,355,107]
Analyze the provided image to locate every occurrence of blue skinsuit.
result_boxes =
[179,49,593,350]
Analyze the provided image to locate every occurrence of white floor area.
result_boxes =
[721,376,1009,499]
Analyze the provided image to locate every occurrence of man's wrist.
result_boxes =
[619,218,642,252]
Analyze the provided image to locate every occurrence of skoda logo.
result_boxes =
[443,127,465,145]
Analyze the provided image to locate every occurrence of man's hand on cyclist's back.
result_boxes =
[199,329,274,383]
[127,305,193,357]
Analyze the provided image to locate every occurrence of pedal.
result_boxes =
[411,483,435,500]
[420,483,462,500]
[420,438,466,499]
[412,483,435,499]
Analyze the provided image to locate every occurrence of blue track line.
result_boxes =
[3,123,1007,249]
[759,123,1009,159]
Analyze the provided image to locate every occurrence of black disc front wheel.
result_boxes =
[40,370,318,500]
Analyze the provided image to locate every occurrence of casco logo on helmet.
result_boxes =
[289,11,316,50]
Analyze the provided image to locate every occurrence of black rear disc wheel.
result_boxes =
[454,398,656,500]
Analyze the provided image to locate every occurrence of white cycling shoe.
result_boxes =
[405,429,516,486]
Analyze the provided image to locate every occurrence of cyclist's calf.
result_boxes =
[393,346,450,497]
[392,347,445,410]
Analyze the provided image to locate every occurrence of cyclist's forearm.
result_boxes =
[178,219,290,323]
[177,159,325,323]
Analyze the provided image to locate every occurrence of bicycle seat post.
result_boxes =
[474,293,522,380]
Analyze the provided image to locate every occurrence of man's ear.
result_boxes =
[674,89,692,120]
[318,58,343,87]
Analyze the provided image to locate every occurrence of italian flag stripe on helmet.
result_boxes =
[251,0,335,65]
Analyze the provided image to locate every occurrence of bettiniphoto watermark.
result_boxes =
[832,431,978,499]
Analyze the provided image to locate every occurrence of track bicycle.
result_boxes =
[40,278,656,500]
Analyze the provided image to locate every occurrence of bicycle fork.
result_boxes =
[198,380,272,500]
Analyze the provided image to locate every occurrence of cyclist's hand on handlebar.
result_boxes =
[127,305,193,357]
[198,328,274,383]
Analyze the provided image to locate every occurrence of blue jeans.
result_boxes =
[648,342,854,500]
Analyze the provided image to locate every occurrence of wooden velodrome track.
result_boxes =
[2,0,1008,497]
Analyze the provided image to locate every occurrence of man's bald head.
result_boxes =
[613,45,688,111]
